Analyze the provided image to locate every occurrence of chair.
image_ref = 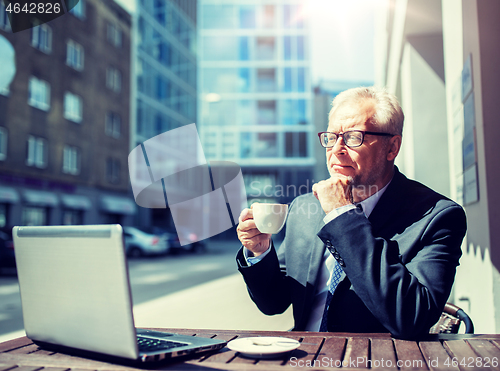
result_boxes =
[429,302,474,334]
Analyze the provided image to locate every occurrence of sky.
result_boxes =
[113,0,376,84]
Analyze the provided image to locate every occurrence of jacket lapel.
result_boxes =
[368,167,406,234]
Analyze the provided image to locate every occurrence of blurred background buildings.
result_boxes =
[0,0,136,228]
[198,0,315,210]
[132,0,197,229]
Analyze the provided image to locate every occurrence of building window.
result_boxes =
[105,112,121,138]
[107,23,122,48]
[107,158,120,184]
[63,92,83,123]
[284,4,304,28]
[255,37,275,60]
[257,100,276,125]
[62,209,83,225]
[239,36,249,60]
[28,77,51,111]
[62,145,80,175]
[31,21,52,53]
[284,36,305,60]
[26,136,47,168]
[257,69,276,92]
[0,204,7,227]
[285,132,308,157]
[239,5,255,28]
[106,67,122,93]
[256,133,278,157]
[262,5,275,28]
[0,1,11,31]
[0,127,7,161]
[283,68,306,92]
[283,99,307,126]
[66,40,84,70]
[22,206,47,226]
[69,0,86,19]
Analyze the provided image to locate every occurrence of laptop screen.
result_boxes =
[13,225,139,359]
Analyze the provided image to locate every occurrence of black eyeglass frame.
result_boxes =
[317,130,395,148]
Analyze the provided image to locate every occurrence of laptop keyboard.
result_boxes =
[137,336,187,352]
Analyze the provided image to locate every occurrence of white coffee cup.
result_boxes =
[253,203,289,234]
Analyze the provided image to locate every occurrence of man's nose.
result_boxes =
[329,135,347,154]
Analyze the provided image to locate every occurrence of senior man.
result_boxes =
[236,86,466,339]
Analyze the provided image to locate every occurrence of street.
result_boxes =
[0,239,242,341]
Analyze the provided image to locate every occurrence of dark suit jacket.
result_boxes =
[236,168,466,339]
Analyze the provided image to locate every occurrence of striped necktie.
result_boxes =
[319,259,346,332]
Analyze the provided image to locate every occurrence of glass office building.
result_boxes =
[135,0,197,144]
[198,0,315,204]
[134,0,197,227]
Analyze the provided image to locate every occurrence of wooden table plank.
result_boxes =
[0,338,32,353]
[316,336,346,367]
[419,341,459,371]
[262,335,321,368]
[443,339,481,371]
[466,340,500,371]
[342,337,369,368]
[394,339,428,370]
[370,338,398,369]
[6,344,39,355]
[0,331,499,371]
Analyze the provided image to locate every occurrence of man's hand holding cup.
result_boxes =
[237,203,288,257]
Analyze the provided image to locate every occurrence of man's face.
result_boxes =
[326,99,399,195]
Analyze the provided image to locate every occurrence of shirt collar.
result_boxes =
[357,178,392,218]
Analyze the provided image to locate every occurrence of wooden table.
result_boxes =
[0,329,499,370]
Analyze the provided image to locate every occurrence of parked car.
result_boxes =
[0,227,15,273]
[123,227,169,258]
[147,226,206,254]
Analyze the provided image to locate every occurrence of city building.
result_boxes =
[0,0,135,227]
[133,0,198,229]
[198,0,315,208]
[375,0,500,332]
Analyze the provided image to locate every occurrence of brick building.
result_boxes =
[0,0,135,227]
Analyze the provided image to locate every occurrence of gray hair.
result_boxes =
[328,86,404,136]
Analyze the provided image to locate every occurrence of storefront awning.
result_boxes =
[0,186,19,203]
[100,195,137,215]
[23,190,58,207]
[61,194,92,210]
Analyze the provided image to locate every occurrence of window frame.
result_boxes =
[31,21,52,53]
[66,39,84,71]
[28,76,51,111]
[63,92,83,123]
[0,0,11,31]
[105,112,121,138]
[0,127,7,161]
[106,67,122,93]
[62,145,80,175]
[26,135,47,168]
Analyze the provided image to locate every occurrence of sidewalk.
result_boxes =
[134,273,293,331]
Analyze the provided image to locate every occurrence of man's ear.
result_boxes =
[387,135,402,162]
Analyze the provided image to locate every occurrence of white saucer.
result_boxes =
[227,337,300,359]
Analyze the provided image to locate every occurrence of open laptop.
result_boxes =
[13,224,227,364]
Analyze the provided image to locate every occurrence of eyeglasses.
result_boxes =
[318,130,395,149]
